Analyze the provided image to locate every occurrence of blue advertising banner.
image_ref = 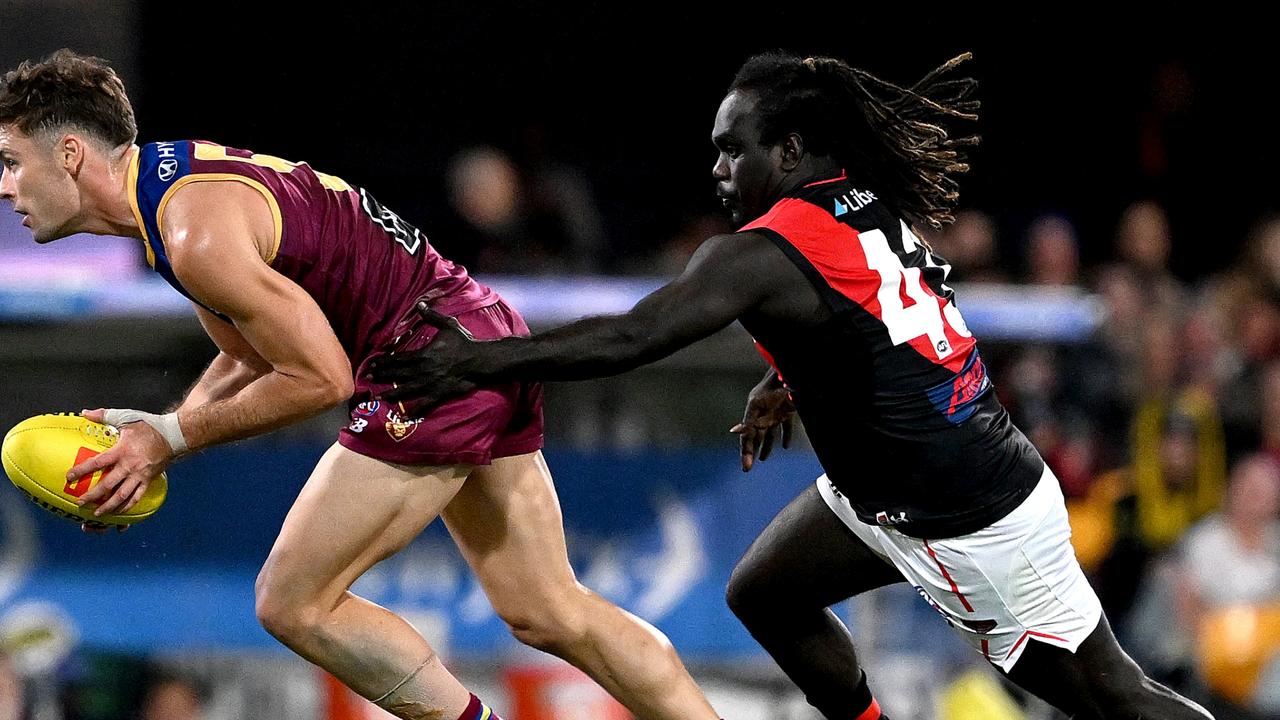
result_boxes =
[0,439,824,661]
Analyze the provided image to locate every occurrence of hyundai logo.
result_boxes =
[158,158,178,181]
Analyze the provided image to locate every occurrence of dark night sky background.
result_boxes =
[6,3,1279,278]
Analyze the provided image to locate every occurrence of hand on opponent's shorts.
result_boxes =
[731,373,796,472]
[368,302,482,415]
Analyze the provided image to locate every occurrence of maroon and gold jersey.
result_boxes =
[739,174,1042,538]
[128,140,495,363]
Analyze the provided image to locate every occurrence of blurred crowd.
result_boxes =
[921,201,1280,719]
[427,142,732,277]
[0,649,206,720]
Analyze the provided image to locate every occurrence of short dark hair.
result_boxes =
[729,51,979,230]
[0,48,137,148]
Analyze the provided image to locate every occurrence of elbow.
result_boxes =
[300,371,353,410]
[278,359,353,412]
[321,373,355,408]
[237,357,274,381]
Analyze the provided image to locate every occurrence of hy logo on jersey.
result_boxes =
[156,142,179,181]
[833,188,878,218]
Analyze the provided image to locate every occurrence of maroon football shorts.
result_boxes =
[339,298,544,466]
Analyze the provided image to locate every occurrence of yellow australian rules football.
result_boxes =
[2,413,168,527]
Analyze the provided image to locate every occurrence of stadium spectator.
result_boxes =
[1024,213,1082,287]
[924,209,1008,283]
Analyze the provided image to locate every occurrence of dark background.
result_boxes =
[2,3,1274,276]
[77,4,1276,279]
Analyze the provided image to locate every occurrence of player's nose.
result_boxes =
[711,153,730,181]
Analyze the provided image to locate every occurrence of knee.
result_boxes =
[725,558,775,621]
[254,568,322,645]
[495,584,591,654]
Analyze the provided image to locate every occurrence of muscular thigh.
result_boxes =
[258,442,472,604]
[441,451,577,610]
[733,484,905,606]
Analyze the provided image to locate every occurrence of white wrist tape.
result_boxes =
[101,409,189,454]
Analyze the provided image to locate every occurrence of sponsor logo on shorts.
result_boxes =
[913,586,997,635]
[826,477,845,500]
[913,585,956,628]
[354,400,381,417]
[385,407,423,442]
[875,510,908,526]
[385,420,417,442]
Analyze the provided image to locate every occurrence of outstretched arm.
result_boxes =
[370,231,786,405]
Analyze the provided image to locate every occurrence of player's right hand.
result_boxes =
[730,372,795,472]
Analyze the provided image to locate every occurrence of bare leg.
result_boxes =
[254,443,475,720]
[1005,614,1214,720]
[726,484,904,718]
[441,451,719,720]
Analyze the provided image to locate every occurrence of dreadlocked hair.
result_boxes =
[730,51,979,230]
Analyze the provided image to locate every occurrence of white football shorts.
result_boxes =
[818,464,1102,671]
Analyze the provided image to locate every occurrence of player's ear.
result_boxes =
[779,132,804,172]
[57,133,87,177]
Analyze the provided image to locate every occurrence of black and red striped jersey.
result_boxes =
[739,174,1043,538]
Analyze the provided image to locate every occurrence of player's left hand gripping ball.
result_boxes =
[1,412,169,527]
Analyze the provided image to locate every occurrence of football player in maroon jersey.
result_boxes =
[0,50,724,720]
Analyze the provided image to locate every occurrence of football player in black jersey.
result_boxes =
[371,52,1212,720]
